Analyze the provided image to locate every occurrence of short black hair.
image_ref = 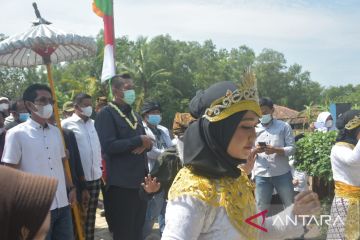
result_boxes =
[111,73,132,89]
[23,84,52,103]
[73,93,92,106]
[10,99,23,112]
[259,97,274,109]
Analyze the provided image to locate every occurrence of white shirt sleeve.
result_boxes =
[55,127,66,159]
[283,123,296,156]
[1,130,22,165]
[261,204,304,240]
[337,141,360,166]
[162,196,208,240]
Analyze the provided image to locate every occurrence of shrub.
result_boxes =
[294,131,338,182]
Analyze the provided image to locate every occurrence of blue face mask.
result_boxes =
[123,90,136,105]
[260,114,272,124]
[19,112,30,122]
[147,114,162,126]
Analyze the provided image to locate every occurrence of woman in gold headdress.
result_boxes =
[161,70,321,240]
[327,110,360,240]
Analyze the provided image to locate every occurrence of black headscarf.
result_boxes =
[336,110,360,146]
[183,81,249,179]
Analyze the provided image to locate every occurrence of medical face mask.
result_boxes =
[260,114,272,124]
[81,106,93,117]
[0,103,9,112]
[325,120,333,128]
[147,114,162,126]
[34,104,53,119]
[123,90,136,105]
[19,113,30,122]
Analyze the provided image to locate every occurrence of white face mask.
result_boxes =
[0,103,9,111]
[325,120,333,128]
[260,114,272,124]
[0,127,5,134]
[34,104,53,119]
[81,106,93,117]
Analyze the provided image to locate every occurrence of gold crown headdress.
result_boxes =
[345,115,360,130]
[204,68,262,122]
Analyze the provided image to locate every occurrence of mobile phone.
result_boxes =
[258,142,267,147]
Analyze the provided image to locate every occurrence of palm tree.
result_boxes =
[119,37,171,111]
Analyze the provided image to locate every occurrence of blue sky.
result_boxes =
[0,0,359,87]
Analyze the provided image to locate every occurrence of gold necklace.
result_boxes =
[109,102,138,130]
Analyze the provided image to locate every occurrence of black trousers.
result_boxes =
[107,186,147,240]
[100,179,112,232]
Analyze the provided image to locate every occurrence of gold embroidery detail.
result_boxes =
[109,102,138,130]
[334,181,360,240]
[345,115,360,130]
[204,69,261,122]
[168,167,257,239]
[335,142,355,149]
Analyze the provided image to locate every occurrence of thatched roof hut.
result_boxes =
[273,104,307,128]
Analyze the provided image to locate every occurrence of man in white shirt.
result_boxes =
[253,97,296,213]
[62,93,102,240]
[1,84,76,240]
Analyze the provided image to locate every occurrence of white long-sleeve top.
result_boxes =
[143,122,174,171]
[162,195,304,240]
[331,141,360,186]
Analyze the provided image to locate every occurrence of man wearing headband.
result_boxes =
[162,70,321,239]
[327,110,360,239]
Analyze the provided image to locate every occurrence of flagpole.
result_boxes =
[111,0,115,61]
[108,0,115,99]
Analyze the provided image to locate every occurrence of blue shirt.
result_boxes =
[253,119,295,177]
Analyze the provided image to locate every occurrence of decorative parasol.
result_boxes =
[0,3,97,239]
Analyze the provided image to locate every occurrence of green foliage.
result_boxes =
[1,31,359,128]
[322,84,360,107]
[295,131,338,181]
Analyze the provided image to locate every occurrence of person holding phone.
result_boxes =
[252,97,296,214]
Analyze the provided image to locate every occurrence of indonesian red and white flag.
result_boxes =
[93,0,116,82]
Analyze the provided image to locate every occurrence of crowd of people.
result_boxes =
[0,71,359,240]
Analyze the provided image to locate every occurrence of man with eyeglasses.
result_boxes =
[1,84,76,240]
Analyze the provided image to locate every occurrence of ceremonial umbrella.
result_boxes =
[0,3,97,239]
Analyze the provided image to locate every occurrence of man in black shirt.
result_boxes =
[95,74,153,240]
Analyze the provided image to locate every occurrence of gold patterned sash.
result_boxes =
[168,167,257,239]
[335,181,360,239]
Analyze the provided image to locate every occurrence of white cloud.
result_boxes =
[0,0,359,86]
